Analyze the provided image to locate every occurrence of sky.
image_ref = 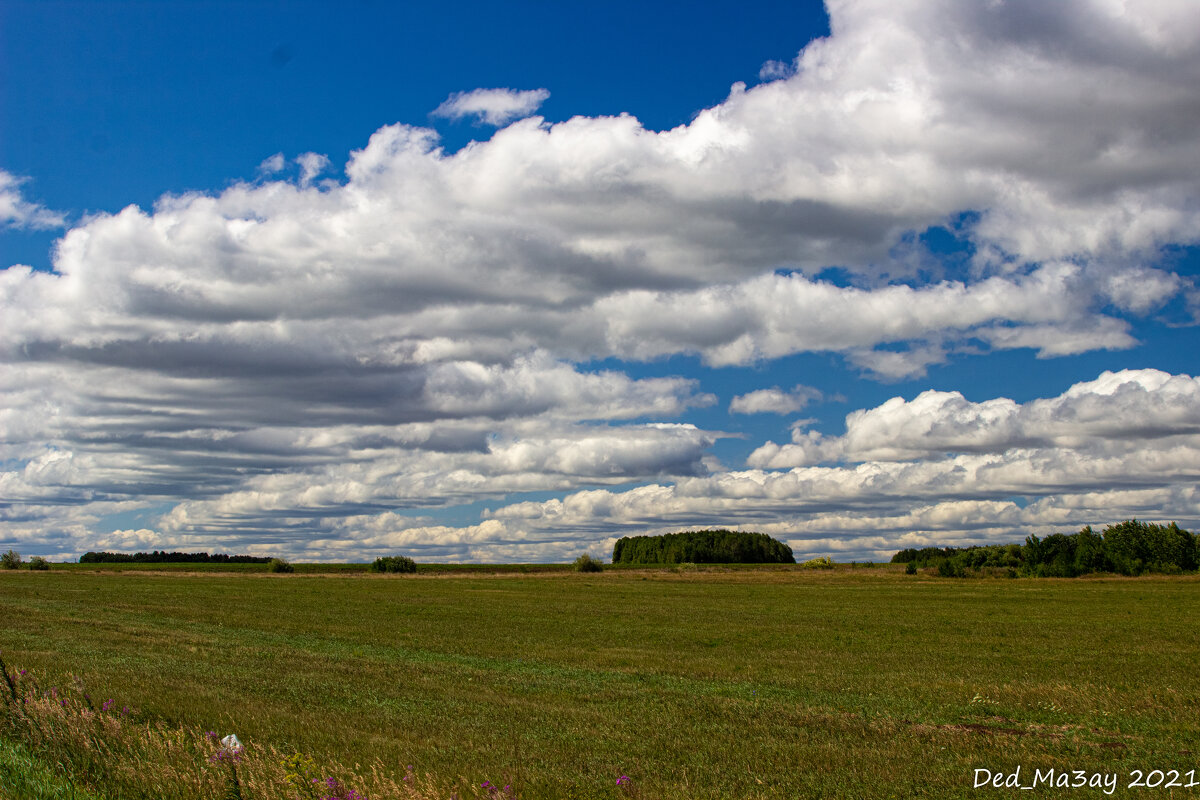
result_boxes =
[2,0,1200,563]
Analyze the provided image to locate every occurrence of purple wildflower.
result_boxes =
[617,774,632,786]
[101,699,114,712]
[209,748,244,765]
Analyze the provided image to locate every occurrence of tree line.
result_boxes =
[79,551,273,564]
[612,529,795,565]
[891,520,1198,577]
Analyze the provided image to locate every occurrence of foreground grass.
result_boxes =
[2,568,1198,798]
[0,735,106,800]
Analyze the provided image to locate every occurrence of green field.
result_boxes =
[2,566,1198,798]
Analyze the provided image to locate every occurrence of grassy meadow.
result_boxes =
[1,565,1198,798]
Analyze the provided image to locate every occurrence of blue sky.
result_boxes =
[2,0,1199,562]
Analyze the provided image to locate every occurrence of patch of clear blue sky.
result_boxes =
[96,502,177,534]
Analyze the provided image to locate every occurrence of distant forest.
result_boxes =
[891,520,1198,577]
[612,530,795,565]
[79,551,272,564]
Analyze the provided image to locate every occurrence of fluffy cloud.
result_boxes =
[3,0,1200,558]
[432,88,551,126]
[0,170,64,230]
[257,153,286,175]
[730,385,822,415]
[748,369,1200,466]
[296,152,331,187]
[592,262,1143,373]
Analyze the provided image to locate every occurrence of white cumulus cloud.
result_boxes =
[432,87,551,126]
[0,170,65,230]
[730,385,822,414]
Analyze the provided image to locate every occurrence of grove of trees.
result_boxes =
[79,551,272,564]
[611,529,795,565]
[891,520,1198,577]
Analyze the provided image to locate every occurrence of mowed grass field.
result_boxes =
[2,566,1198,799]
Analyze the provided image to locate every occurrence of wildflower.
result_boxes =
[101,699,114,712]
[617,774,632,786]
[210,733,244,765]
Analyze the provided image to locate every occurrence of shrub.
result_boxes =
[2,550,21,570]
[371,556,416,573]
[572,554,604,573]
[905,562,917,575]
[268,558,294,573]
[936,559,965,578]
[27,556,49,571]
[801,556,834,569]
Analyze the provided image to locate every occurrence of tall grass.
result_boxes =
[0,656,474,800]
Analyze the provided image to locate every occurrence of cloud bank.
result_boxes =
[3,0,1199,560]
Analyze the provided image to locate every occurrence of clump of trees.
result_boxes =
[371,556,417,573]
[612,529,795,565]
[892,520,1198,577]
[2,551,51,570]
[79,551,272,564]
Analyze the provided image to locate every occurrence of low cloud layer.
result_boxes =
[477,370,1200,561]
[3,0,1200,560]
